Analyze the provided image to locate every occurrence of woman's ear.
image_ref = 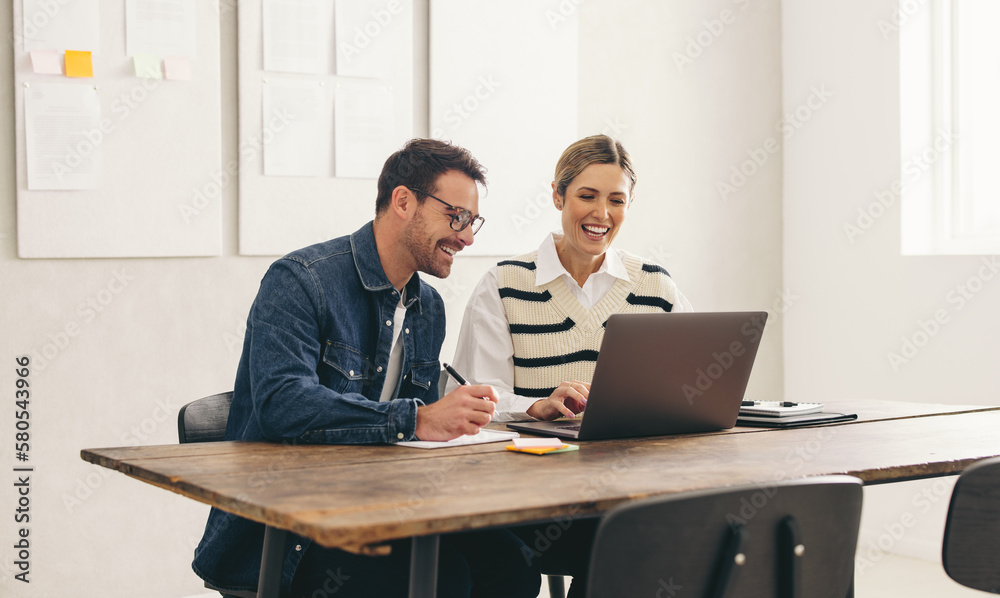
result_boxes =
[552,182,562,210]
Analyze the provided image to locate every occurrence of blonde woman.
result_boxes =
[448,134,693,597]
[450,134,692,422]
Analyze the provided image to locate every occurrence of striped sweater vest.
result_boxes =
[498,251,680,399]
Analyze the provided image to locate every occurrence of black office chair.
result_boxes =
[178,391,257,598]
[943,456,1000,593]
[179,389,558,597]
[178,391,234,444]
[585,475,863,598]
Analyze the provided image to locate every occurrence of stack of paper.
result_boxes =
[396,428,518,449]
[505,437,579,456]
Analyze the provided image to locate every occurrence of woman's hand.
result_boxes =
[526,381,590,421]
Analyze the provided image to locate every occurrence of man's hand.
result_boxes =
[414,384,499,441]
[526,380,590,421]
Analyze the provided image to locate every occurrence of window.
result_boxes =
[901,0,1000,255]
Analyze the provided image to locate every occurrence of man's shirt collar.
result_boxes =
[350,221,423,311]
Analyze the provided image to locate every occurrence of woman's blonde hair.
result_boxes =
[553,134,636,199]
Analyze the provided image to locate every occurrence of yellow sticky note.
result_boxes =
[64,50,93,78]
[505,443,577,456]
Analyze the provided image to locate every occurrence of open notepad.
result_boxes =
[739,401,824,417]
[396,428,519,449]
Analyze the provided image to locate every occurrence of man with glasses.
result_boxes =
[193,139,541,598]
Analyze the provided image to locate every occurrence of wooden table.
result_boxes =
[81,401,1000,597]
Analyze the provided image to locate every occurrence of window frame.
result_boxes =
[900,0,1000,255]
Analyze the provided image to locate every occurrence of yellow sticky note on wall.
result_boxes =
[64,50,93,78]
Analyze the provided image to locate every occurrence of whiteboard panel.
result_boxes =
[238,0,416,256]
[429,0,578,256]
[14,0,223,258]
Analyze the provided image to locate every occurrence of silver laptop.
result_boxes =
[507,311,767,441]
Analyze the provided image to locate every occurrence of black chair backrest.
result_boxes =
[943,456,1000,594]
[177,391,234,444]
[586,475,863,598]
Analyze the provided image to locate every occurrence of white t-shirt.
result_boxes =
[379,289,409,403]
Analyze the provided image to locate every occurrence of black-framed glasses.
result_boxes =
[410,188,485,235]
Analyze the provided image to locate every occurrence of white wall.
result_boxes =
[0,2,784,596]
[782,0,1000,569]
[444,0,786,400]
[1,5,272,597]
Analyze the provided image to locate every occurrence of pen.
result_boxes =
[741,401,799,407]
[443,363,493,419]
[442,362,469,386]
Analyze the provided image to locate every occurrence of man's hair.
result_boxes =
[375,139,487,215]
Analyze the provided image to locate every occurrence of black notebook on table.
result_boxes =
[735,411,858,428]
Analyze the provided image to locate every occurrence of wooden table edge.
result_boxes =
[79,403,1000,552]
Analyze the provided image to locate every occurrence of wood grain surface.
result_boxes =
[81,401,1000,552]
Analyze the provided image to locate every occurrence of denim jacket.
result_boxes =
[192,221,446,593]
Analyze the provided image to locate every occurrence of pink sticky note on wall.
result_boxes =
[163,56,191,81]
[30,50,62,75]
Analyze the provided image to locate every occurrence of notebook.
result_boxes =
[735,412,858,428]
[507,311,767,441]
[739,401,823,417]
[396,427,518,449]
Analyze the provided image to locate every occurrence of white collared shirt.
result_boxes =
[533,233,630,309]
[448,233,693,420]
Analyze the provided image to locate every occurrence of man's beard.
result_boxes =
[402,207,452,280]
